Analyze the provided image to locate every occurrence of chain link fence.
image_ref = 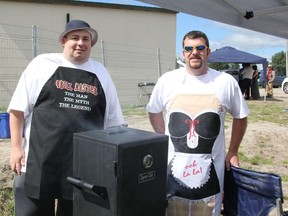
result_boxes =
[0,22,175,108]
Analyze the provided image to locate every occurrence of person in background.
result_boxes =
[8,20,124,216]
[240,63,254,100]
[238,63,244,90]
[146,30,249,216]
[266,64,275,98]
[251,65,260,100]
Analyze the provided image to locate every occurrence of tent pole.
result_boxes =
[286,39,288,77]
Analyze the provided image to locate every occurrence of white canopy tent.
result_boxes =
[137,0,288,76]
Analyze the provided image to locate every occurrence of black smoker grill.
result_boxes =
[68,126,168,216]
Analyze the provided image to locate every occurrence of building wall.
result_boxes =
[0,0,177,107]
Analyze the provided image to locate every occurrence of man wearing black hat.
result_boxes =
[8,20,125,216]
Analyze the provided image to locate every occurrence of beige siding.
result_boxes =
[0,0,176,107]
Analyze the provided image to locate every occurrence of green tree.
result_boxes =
[271,51,286,75]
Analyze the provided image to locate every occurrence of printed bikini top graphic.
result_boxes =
[167,94,222,196]
[168,110,220,154]
[169,111,220,189]
[168,94,222,154]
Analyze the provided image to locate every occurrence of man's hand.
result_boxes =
[10,146,25,176]
[225,150,239,171]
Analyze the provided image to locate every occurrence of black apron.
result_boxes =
[24,66,106,200]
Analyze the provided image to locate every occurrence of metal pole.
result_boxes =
[157,48,161,77]
[101,40,105,66]
[32,25,37,58]
[286,39,288,77]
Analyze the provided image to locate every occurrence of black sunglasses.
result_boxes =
[184,45,207,52]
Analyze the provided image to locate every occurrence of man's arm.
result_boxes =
[9,110,25,176]
[225,117,247,171]
[148,112,165,134]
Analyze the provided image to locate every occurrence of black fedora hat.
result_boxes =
[59,20,98,46]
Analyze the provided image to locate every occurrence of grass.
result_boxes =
[225,99,288,125]
[247,102,288,125]
[238,152,273,166]
[0,107,8,113]
[121,106,148,117]
[239,148,274,166]
[0,188,14,216]
[249,155,274,165]
[236,98,288,178]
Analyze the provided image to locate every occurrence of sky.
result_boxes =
[80,0,286,64]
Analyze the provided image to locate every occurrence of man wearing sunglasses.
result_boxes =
[147,30,249,215]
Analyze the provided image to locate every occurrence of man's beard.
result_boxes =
[188,59,202,70]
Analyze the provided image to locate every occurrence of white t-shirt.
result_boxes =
[8,53,124,172]
[146,67,249,215]
[241,66,254,79]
